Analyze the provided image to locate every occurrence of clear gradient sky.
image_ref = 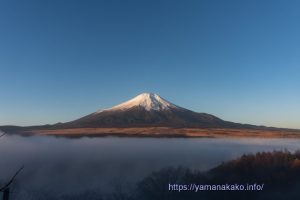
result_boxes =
[0,0,299,128]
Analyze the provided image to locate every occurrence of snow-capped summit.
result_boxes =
[62,92,228,128]
[98,93,180,112]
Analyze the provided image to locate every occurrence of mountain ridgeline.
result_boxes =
[1,93,294,136]
[55,93,248,129]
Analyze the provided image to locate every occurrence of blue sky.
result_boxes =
[0,0,299,128]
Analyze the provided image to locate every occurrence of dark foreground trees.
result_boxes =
[134,150,300,200]
[2,148,300,200]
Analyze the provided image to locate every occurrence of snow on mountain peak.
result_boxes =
[97,93,179,112]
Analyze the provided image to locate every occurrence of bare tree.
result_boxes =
[0,132,24,200]
[0,166,24,200]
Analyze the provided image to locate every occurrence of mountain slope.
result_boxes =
[1,93,297,137]
[57,93,243,129]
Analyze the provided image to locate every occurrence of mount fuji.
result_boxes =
[58,92,239,129]
[1,93,299,137]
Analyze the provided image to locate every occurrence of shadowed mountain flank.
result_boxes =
[1,93,299,136]
[56,93,247,129]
